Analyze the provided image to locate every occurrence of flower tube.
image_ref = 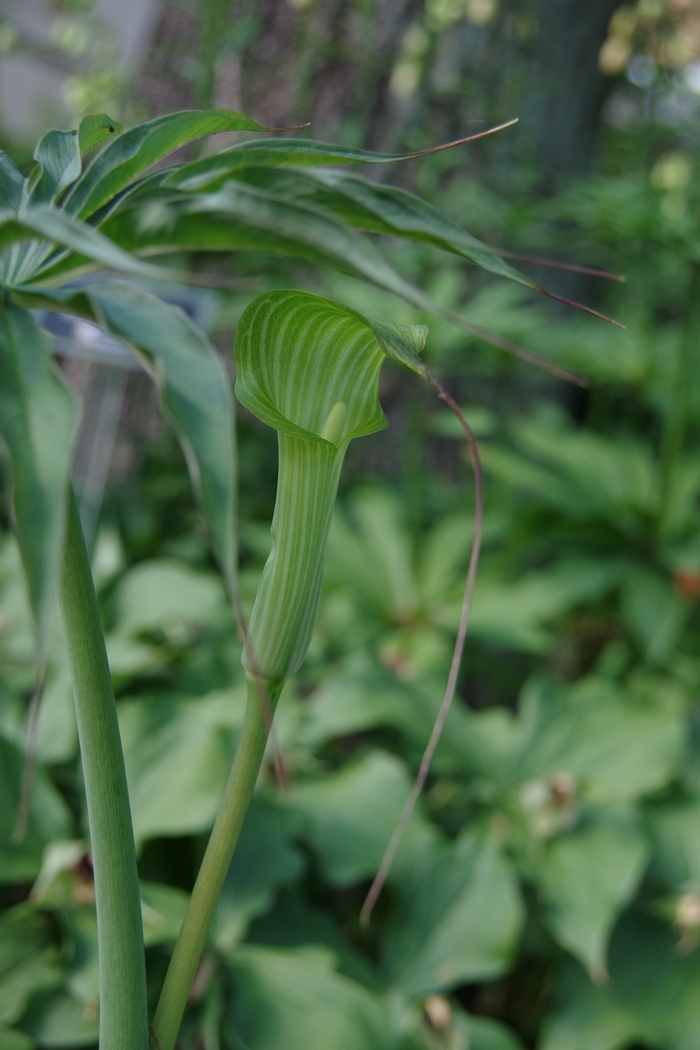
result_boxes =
[235,289,405,687]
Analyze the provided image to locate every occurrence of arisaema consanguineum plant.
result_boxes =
[0,108,612,1050]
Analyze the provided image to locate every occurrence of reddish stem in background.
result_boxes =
[360,376,483,925]
[496,250,625,282]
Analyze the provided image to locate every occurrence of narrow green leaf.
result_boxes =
[0,153,23,218]
[30,282,237,597]
[536,818,649,978]
[63,109,278,221]
[383,831,524,995]
[229,165,539,290]
[96,182,582,382]
[26,129,81,206]
[2,205,171,286]
[162,134,498,192]
[0,304,80,644]
[78,113,122,154]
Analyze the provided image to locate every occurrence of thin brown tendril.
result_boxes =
[360,375,483,925]
[496,250,626,282]
[387,119,519,159]
[261,122,312,132]
[449,313,587,386]
[534,285,625,328]
[13,657,48,842]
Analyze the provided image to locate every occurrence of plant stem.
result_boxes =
[153,675,280,1050]
[59,486,147,1050]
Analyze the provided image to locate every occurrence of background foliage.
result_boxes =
[2,1,700,1048]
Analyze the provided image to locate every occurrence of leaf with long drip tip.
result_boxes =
[205,164,537,289]
[235,290,428,683]
[162,120,519,192]
[21,121,518,283]
[93,181,585,384]
[218,166,621,326]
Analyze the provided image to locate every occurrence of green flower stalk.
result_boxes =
[153,290,428,1047]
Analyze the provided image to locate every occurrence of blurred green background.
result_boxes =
[3,1,700,1048]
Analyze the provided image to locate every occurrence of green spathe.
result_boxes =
[235,290,426,684]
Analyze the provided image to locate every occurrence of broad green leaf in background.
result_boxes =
[647,797,700,889]
[326,489,419,619]
[0,1026,33,1050]
[118,688,246,847]
[0,908,62,1028]
[300,657,517,784]
[620,567,687,665]
[214,797,304,953]
[383,831,524,996]
[62,908,99,1012]
[19,988,100,1048]
[289,750,431,886]
[467,558,622,654]
[140,882,190,948]
[112,559,227,638]
[0,736,72,884]
[540,968,641,1050]
[104,558,230,682]
[483,415,658,536]
[513,676,684,801]
[0,746,74,890]
[300,657,450,745]
[0,305,79,644]
[227,945,394,1050]
[535,817,649,978]
[542,912,700,1050]
[453,1010,526,1050]
[243,888,381,991]
[36,650,78,765]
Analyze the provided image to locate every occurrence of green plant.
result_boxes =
[0,107,600,1049]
